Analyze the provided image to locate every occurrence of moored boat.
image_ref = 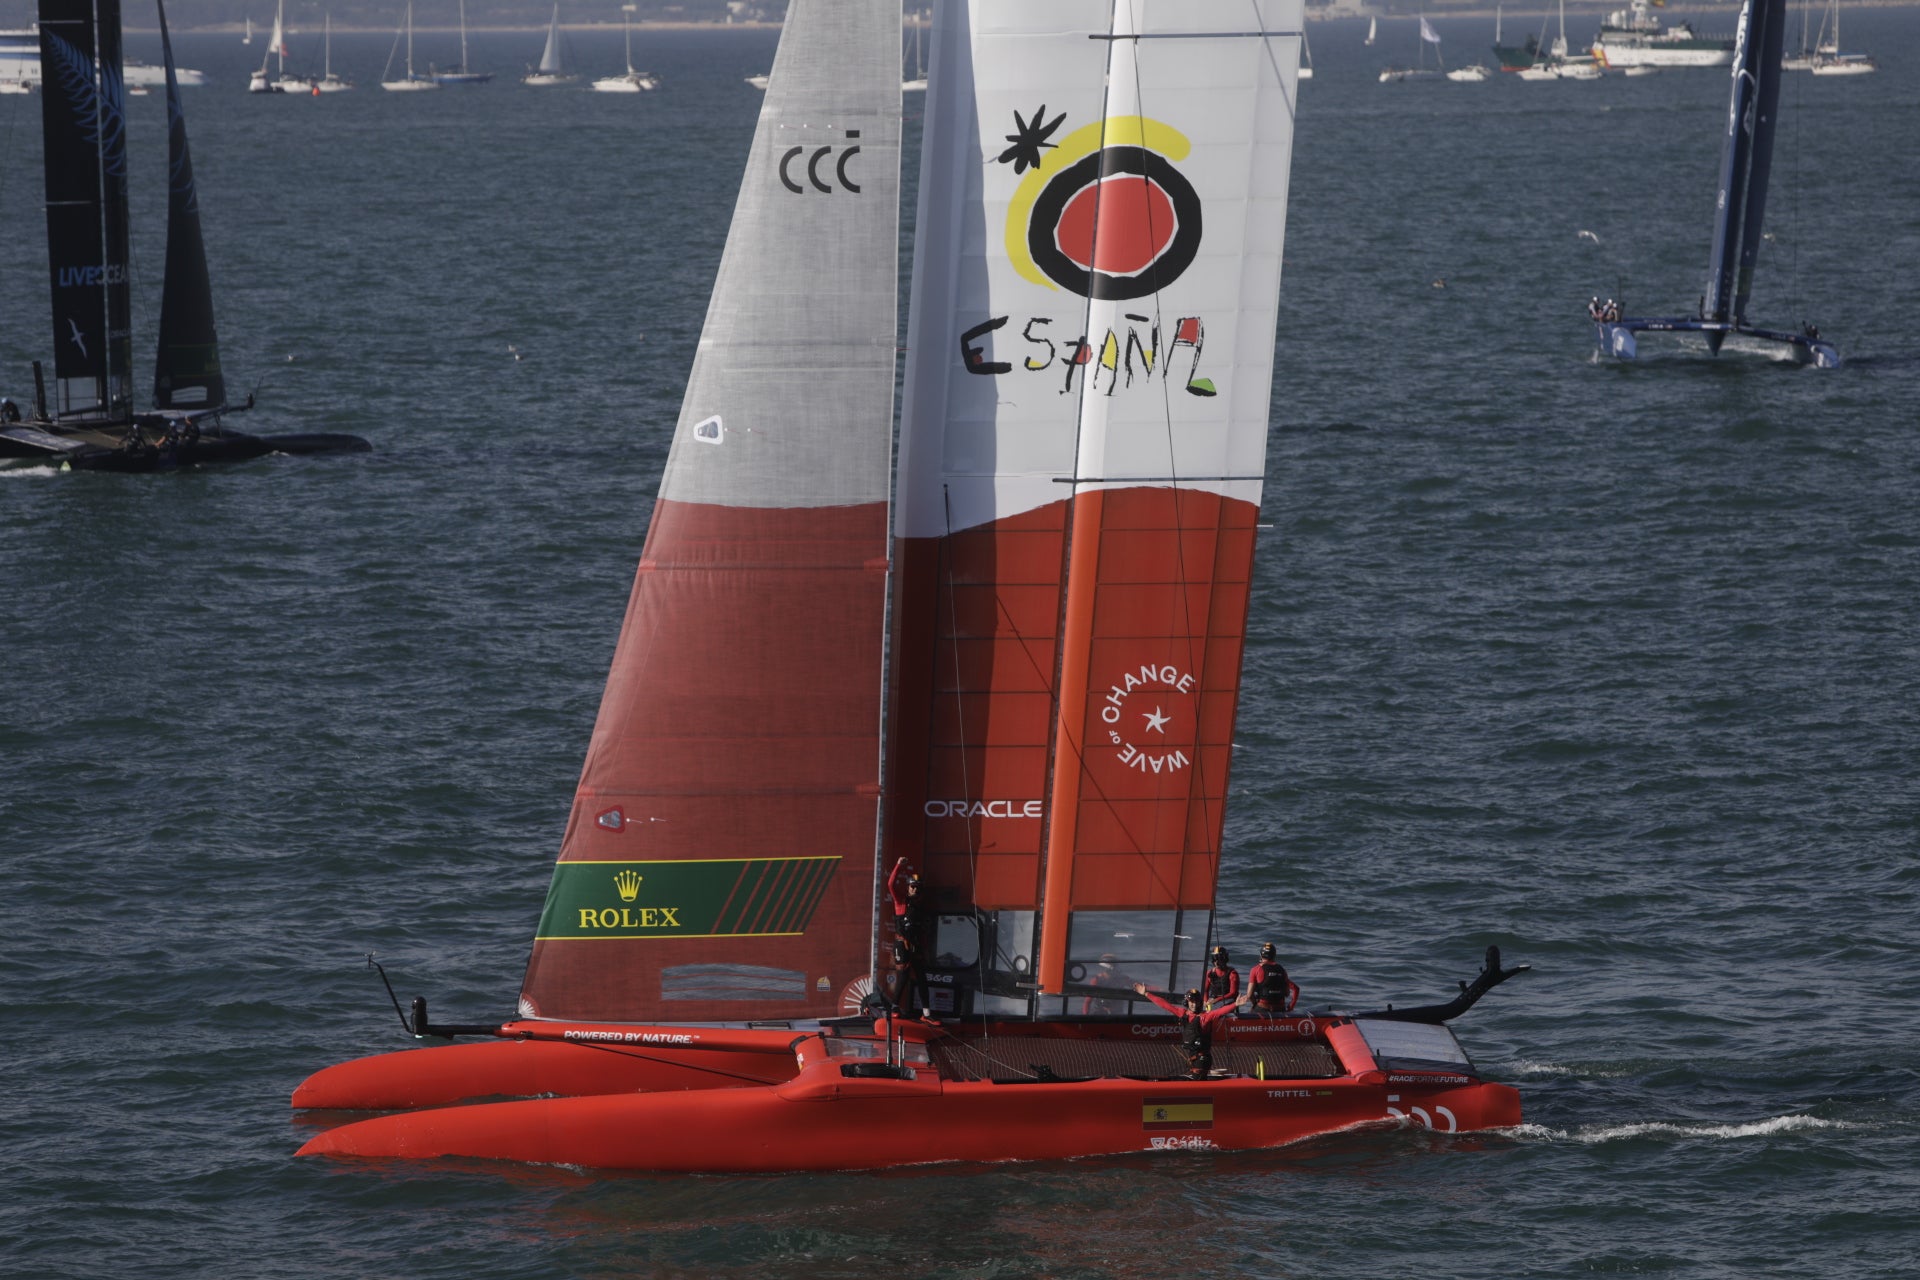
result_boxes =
[294,0,1524,1174]
[380,0,437,90]
[1380,12,1445,81]
[590,3,655,92]
[429,0,491,83]
[3,22,206,87]
[1592,0,1734,68]
[1807,0,1874,74]
[523,3,576,85]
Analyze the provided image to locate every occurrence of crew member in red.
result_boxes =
[1133,983,1237,1078]
[1201,945,1239,1012]
[886,857,928,1013]
[1246,941,1299,1015]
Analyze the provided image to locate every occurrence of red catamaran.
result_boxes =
[295,0,1526,1172]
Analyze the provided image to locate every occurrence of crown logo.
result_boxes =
[614,869,643,902]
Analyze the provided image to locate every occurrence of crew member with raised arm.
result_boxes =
[1133,983,1238,1079]
[885,857,928,1013]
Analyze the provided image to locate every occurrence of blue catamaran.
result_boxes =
[1596,0,1838,368]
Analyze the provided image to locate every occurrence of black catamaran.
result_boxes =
[1595,0,1839,368]
[0,0,369,471]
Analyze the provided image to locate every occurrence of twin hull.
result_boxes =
[294,1018,1520,1171]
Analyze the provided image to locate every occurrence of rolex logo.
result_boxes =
[614,869,643,902]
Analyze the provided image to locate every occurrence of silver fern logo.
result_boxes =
[46,32,126,179]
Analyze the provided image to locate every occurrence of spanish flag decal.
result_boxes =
[1141,1097,1215,1131]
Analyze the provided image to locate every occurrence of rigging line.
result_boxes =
[540,1035,794,1086]
[1128,5,1215,991]
[1788,42,1803,317]
[939,483,990,1040]
[1250,0,1302,129]
[1053,2,1207,884]
[1140,3,1280,973]
[938,489,978,872]
[1025,0,1132,1015]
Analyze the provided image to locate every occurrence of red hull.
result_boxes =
[297,1064,1518,1171]
[290,1023,804,1110]
[295,1018,1521,1171]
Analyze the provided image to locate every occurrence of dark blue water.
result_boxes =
[3,15,1918,1279]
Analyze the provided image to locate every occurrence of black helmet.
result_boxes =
[1260,942,1277,960]
[1184,988,1203,1006]
[1210,946,1229,964]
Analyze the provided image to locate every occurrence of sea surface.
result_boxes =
[3,14,1919,1279]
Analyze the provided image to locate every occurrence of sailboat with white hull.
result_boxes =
[1,0,370,470]
[1808,0,1875,75]
[381,1,436,90]
[591,3,655,93]
[430,0,491,84]
[247,0,288,92]
[293,0,1524,1173]
[312,14,351,91]
[1596,0,1839,367]
[1380,14,1445,82]
[523,3,576,85]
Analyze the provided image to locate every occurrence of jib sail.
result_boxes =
[153,0,225,412]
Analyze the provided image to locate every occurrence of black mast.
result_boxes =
[152,0,226,412]
[37,0,132,424]
[1703,0,1787,352]
[1729,0,1787,331]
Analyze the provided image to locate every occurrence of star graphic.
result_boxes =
[1141,706,1170,735]
[996,105,1067,174]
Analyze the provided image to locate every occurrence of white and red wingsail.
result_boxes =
[887,1,1300,1003]
[522,0,1302,1025]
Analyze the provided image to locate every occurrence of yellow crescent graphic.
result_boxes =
[1005,116,1192,291]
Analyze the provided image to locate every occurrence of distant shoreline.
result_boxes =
[101,1,1920,37]
[117,21,784,36]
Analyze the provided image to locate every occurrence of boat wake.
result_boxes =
[1512,1114,1850,1144]
[1507,1058,1633,1079]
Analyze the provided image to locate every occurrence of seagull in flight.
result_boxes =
[67,318,87,358]
[1578,229,1601,244]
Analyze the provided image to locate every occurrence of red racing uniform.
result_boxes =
[1246,959,1299,1014]
[1140,990,1239,1077]
[1202,962,1240,1012]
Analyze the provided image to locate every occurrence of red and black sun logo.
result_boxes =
[1023,143,1203,301]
